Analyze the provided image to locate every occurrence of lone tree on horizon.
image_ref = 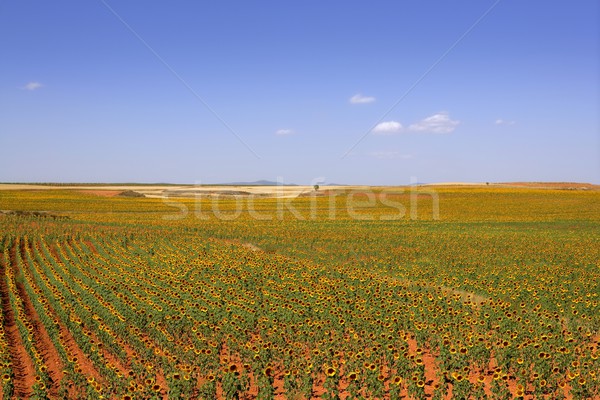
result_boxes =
[314,184,319,191]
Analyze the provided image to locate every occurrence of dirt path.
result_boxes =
[242,242,263,252]
[1,244,36,398]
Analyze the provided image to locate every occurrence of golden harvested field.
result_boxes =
[0,185,598,399]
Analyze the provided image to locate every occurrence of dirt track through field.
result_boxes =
[1,242,36,398]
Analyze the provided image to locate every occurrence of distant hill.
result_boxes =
[497,182,598,190]
[219,180,298,186]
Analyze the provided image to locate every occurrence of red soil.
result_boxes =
[1,245,37,398]
[58,321,105,385]
[82,240,98,255]
[16,241,65,392]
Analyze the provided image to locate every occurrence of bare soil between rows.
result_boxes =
[1,243,36,398]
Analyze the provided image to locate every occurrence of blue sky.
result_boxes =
[1,1,598,184]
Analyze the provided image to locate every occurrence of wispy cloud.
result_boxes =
[275,129,294,136]
[372,121,402,134]
[349,94,376,104]
[369,151,412,160]
[22,81,43,91]
[495,118,515,125]
[409,112,459,133]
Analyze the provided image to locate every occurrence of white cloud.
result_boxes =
[369,151,412,160]
[372,121,402,134]
[349,94,376,104]
[275,129,294,136]
[22,82,43,91]
[495,119,515,125]
[409,112,459,133]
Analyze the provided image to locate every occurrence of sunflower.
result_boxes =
[557,380,570,391]
[264,367,273,377]
[347,372,358,381]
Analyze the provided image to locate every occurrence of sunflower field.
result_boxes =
[0,186,598,399]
